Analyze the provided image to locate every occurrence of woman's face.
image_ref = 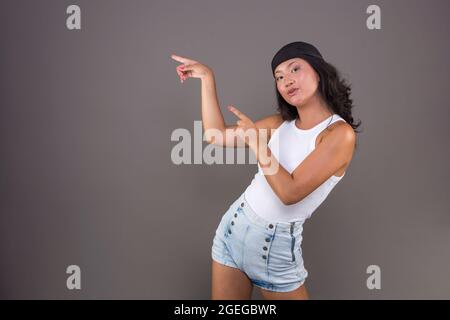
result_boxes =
[274,58,320,106]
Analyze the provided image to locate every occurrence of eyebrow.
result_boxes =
[274,61,299,75]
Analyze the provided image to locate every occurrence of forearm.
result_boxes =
[254,144,296,205]
[200,73,226,140]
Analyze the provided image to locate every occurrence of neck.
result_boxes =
[295,93,333,129]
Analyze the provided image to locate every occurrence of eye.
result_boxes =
[276,66,300,81]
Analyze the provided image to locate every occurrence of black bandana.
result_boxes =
[271,41,324,76]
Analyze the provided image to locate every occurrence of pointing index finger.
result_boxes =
[227,106,249,120]
[171,54,194,65]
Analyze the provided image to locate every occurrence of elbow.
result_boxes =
[280,193,293,206]
[205,138,223,147]
[204,134,220,146]
[204,128,225,146]
[205,136,215,145]
[281,190,303,206]
[204,132,214,145]
[282,197,295,206]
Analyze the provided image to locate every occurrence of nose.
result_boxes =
[283,75,294,87]
[284,79,294,89]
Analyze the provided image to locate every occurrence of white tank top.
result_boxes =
[243,114,347,223]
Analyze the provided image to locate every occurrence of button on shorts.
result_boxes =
[211,192,308,293]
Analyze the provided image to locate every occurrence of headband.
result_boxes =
[271,41,324,75]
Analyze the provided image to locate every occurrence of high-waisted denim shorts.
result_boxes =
[211,192,308,293]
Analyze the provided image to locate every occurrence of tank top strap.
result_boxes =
[308,114,347,150]
[328,114,346,126]
[268,119,289,145]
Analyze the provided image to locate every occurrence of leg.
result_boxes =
[211,259,254,300]
[259,283,310,300]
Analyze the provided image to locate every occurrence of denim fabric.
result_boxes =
[211,192,308,292]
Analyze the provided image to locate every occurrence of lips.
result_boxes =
[287,88,299,96]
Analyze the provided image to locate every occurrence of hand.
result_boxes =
[227,105,259,151]
[171,54,213,83]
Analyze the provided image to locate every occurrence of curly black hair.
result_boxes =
[274,56,362,149]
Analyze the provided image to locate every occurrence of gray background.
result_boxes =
[1,0,449,299]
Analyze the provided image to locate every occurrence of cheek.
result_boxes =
[277,83,286,96]
[301,74,319,94]
[296,72,308,86]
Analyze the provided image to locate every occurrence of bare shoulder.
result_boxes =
[322,120,356,149]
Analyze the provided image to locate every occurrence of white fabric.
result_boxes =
[243,114,347,223]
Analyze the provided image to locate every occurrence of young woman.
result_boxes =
[171,41,360,300]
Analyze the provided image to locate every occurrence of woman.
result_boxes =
[171,41,360,300]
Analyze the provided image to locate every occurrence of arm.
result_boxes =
[255,123,356,205]
[201,74,283,148]
[226,106,355,205]
[199,72,228,144]
[171,54,282,148]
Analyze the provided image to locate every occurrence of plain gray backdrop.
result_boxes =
[1,0,449,299]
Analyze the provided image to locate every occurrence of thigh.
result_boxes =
[211,259,254,300]
[259,283,310,300]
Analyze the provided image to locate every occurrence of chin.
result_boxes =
[287,96,302,105]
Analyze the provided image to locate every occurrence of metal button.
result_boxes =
[265,237,271,242]
[228,229,232,234]
[263,246,268,251]
[240,202,244,207]
[268,224,274,229]
[262,255,267,259]
[234,213,238,218]
[231,221,234,226]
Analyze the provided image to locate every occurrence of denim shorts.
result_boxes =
[211,192,308,293]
